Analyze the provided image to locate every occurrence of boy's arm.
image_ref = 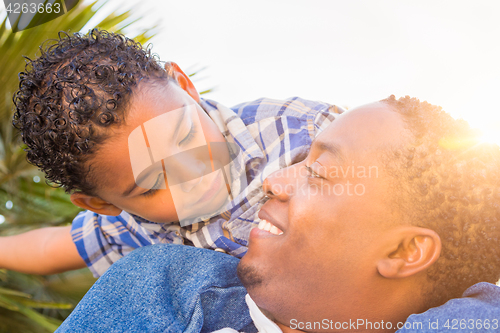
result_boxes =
[0,226,86,275]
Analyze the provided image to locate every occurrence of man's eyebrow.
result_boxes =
[312,139,346,164]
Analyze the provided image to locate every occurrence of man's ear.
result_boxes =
[70,192,122,216]
[377,227,441,279]
[165,62,200,103]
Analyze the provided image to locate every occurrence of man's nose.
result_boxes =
[262,165,297,201]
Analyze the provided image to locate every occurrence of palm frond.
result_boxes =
[0,1,156,331]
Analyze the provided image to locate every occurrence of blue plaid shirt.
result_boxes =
[71,97,344,277]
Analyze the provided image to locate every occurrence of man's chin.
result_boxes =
[236,261,264,290]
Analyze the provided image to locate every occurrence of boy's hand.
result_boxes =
[0,226,86,275]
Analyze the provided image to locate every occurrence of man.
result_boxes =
[56,96,500,332]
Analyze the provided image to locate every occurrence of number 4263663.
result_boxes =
[5,2,61,14]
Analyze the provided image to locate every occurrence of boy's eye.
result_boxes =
[142,173,164,197]
[178,122,197,146]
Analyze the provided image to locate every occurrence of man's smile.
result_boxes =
[252,207,285,237]
[257,219,284,236]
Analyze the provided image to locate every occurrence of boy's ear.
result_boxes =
[70,192,122,216]
[165,62,200,103]
[377,227,441,279]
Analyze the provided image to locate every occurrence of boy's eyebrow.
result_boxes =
[123,167,164,197]
[171,104,188,140]
[122,172,147,197]
[122,183,137,197]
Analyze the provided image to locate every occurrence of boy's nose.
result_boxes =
[165,154,207,192]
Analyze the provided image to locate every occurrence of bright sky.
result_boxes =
[103,0,500,143]
[6,0,500,142]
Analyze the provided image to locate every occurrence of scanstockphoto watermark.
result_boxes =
[266,162,379,198]
[290,318,500,331]
[290,318,419,331]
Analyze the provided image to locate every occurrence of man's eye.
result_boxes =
[179,122,197,146]
[305,165,323,179]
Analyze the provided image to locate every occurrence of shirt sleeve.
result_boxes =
[70,210,184,277]
[313,103,346,137]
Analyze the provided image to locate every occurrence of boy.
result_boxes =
[2,29,343,277]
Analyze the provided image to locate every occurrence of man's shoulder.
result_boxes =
[399,282,500,332]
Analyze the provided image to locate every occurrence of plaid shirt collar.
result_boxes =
[200,98,265,164]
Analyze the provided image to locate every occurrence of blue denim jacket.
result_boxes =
[397,282,500,333]
[57,245,257,333]
[57,244,500,333]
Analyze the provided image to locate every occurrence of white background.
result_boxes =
[87,0,500,143]
[4,0,500,137]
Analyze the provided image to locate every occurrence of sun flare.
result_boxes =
[459,116,500,146]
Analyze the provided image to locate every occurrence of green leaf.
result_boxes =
[0,287,32,298]
[96,11,131,30]
[0,294,19,311]
[199,88,215,95]
[0,0,160,331]
[7,295,73,310]
[5,297,62,332]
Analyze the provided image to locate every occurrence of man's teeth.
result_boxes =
[269,225,280,234]
[257,219,283,235]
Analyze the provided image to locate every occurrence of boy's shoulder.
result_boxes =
[228,97,338,126]
[201,97,341,127]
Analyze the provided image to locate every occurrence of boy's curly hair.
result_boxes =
[383,95,500,307]
[13,28,169,195]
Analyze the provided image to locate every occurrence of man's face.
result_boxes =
[238,102,410,325]
[91,81,229,223]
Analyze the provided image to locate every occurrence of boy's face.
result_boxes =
[84,80,230,223]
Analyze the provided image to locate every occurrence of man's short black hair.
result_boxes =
[13,28,169,195]
[383,95,500,307]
